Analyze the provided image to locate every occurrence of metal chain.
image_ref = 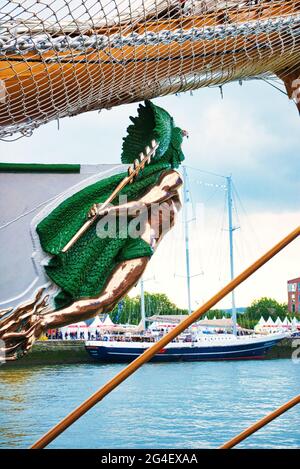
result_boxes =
[0,14,300,55]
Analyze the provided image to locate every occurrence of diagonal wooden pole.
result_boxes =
[219,394,300,449]
[30,225,300,449]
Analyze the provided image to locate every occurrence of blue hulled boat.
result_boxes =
[85,332,286,363]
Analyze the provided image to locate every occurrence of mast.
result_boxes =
[140,277,146,331]
[182,166,192,315]
[226,175,237,335]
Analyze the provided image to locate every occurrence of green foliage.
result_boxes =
[245,297,288,319]
[121,100,184,168]
[121,101,172,164]
[203,309,226,320]
[110,295,294,331]
[237,297,290,329]
[110,292,188,325]
[110,293,228,325]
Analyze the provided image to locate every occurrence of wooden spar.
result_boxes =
[30,225,300,449]
[61,140,158,253]
[219,394,300,449]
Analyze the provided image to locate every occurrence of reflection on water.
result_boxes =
[0,360,300,449]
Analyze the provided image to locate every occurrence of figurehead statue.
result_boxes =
[0,100,187,360]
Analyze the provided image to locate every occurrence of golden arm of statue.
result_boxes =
[88,169,183,218]
[0,170,182,360]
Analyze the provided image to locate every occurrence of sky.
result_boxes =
[0,79,299,311]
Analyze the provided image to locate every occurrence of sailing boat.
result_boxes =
[85,169,287,362]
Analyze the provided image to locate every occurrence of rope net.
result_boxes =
[0,0,300,139]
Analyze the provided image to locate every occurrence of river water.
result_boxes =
[0,359,299,449]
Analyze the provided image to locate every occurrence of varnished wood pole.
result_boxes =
[30,225,300,449]
[220,394,300,449]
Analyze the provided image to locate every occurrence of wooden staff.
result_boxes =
[220,394,300,449]
[30,225,300,449]
[61,139,159,252]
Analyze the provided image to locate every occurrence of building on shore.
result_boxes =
[287,277,300,313]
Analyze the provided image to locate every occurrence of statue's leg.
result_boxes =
[35,258,149,330]
[0,257,148,360]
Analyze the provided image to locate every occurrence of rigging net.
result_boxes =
[0,0,300,139]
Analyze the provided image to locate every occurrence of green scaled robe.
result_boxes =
[37,101,185,310]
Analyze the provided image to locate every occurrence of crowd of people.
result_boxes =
[46,329,105,341]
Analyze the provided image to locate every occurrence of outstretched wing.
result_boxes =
[121,100,173,164]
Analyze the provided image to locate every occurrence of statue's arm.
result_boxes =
[88,170,183,218]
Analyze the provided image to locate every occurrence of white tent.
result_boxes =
[266,316,275,326]
[60,321,89,339]
[257,316,266,326]
[103,315,114,326]
[89,315,103,330]
[275,317,282,326]
[87,316,106,337]
[282,317,291,327]
[254,316,266,332]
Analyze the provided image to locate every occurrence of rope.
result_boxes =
[260,77,289,96]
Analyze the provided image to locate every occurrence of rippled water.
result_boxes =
[0,359,299,449]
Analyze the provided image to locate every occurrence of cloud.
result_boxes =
[166,81,300,212]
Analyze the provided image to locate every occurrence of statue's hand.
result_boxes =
[87,204,110,219]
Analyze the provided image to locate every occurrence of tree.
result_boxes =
[235,297,290,329]
[110,292,230,325]
[110,292,188,324]
[204,309,226,320]
[110,294,292,329]
[245,297,288,320]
